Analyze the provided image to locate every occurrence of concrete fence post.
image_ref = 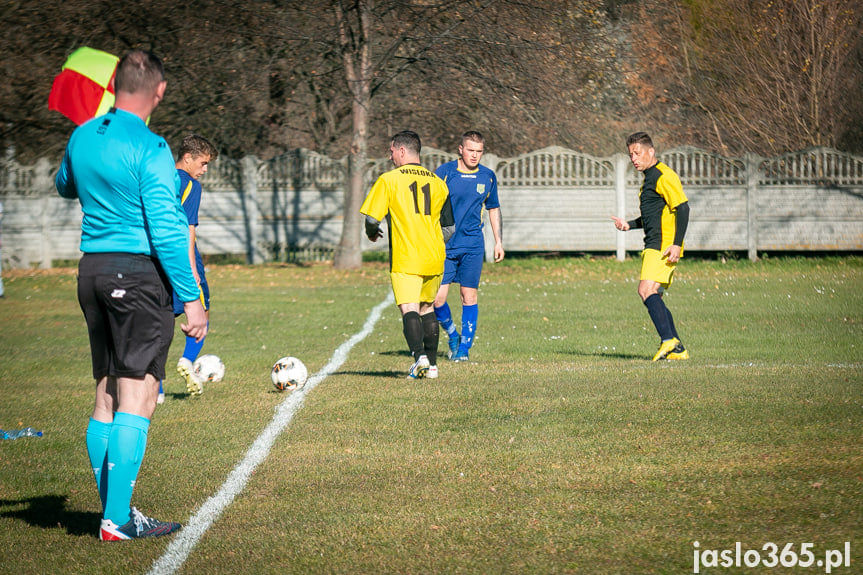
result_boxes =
[241,155,264,264]
[481,152,502,262]
[35,157,54,269]
[745,153,761,262]
[614,153,629,262]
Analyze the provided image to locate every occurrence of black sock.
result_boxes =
[402,311,425,359]
[665,306,680,341]
[421,311,439,366]
[644,293,674,341]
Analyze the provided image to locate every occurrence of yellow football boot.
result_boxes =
[652,338,681,362]
[666,343,689,361]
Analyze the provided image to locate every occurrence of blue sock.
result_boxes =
[460,304,478,351]
[104,412,150,525]
[434,303,458,337]
[644,294,674,341]
[86,418,112,512]
[182,323,207,362]
[159,380,163,394]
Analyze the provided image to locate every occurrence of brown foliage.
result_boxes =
[1,0,860,163]
[623,0,863,155]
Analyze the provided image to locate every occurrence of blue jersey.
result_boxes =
[177,170,202,226]
[435,160,500,253]
[177,169,203,270]
[55,108,199,303]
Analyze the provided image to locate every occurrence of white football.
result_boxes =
[193,354,226,383]
[271,356,308,391]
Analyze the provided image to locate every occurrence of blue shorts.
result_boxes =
[173,261,208,315]
[441,250,484,289]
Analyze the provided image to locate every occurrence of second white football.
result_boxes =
[271,356,308,391]
[193,354,226,383]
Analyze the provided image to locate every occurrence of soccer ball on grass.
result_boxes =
[271,356,308,391]
[193,354,226,383]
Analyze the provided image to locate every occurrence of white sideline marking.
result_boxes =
[147,293,394,575]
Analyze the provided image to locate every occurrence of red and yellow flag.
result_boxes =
[48,47,119,125]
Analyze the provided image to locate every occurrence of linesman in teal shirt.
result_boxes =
[56,49,207,541]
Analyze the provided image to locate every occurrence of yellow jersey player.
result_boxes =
[361,130,455,379]
[613,132,691,361]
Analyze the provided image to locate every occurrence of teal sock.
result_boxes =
[85,418,112,512]
[103,412,150,525]
[460,304,478,351]
[434,303,458,337]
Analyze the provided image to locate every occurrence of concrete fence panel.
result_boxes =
[1,145,861,269]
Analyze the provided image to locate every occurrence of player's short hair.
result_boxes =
[461,130,485,147]
[114,49,165,95]
[177,134,219,161]
[391,130,421,155]
[626,132,654,149]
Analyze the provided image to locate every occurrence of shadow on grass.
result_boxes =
[165,392,198,400]
[0,495,99,537]
[375,350,413,358]
[376,346,650,362]
[567,349,646,360]
[334,369,405,379]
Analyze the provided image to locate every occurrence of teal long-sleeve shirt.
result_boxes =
[55,108,199,303]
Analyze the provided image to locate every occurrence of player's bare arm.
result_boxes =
[188,225,200,284]
[488,207,504,262]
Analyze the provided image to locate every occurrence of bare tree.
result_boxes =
[332,0,374,269]
[627,0,863,155]
[1,0,621,267]
[324,0,616,268]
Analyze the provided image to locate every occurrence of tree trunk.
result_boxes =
[334,98,368,269]
[333,0,372,270]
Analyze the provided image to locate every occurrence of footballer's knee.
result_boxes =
[434,285,450,308]
[638,281,661,302]
[460,287,479,306]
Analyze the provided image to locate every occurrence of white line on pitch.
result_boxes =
[147,293,394,575]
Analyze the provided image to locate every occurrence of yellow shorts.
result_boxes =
[640,248,677,287]
[391,272,442,306]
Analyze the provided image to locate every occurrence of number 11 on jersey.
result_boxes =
[410,181,431,216]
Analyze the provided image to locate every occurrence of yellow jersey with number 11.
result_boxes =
[361,163,450,275]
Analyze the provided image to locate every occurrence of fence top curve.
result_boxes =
[759,146,863,186]
[496,146,616,187]
[656,146,748,187]
[3,145,863,196]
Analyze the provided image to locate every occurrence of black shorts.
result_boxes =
[77,253,175,380]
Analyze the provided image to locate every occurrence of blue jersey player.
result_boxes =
[433,131,504,362]
[158,134,218,401]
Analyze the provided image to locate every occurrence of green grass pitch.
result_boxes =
[0,255,860,574]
